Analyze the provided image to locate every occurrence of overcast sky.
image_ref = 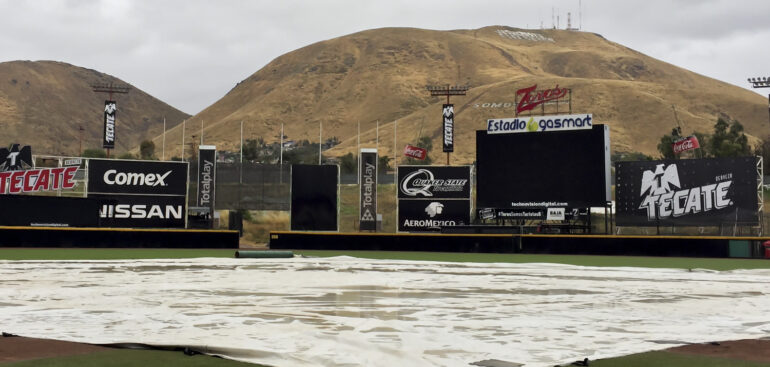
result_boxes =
[1,0,768,115]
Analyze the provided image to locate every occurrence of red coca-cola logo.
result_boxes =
[672,136,700,154]
[403,144,427,160]
[516,84,569,114]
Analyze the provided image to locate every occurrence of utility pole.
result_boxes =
[426,84,469,165]
[78,125,84,156]
[91,82,130,158]
[748,77,770,132]
[162,117,166,160]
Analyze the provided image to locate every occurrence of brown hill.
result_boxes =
[0,60,189,156]
[158,26,768,163]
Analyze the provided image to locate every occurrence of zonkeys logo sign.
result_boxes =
[639,164,732,220]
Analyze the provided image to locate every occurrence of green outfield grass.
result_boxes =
[2,248,770,271]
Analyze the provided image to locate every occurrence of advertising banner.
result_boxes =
[0,144,33,171]
[0,166,78,194]
[290,164,338,231]
[398,199,470,232]
[442,104,454,152]
[197,145,217,214]
[486,113,593,134]
[615,157,759,226]
[403,144,427,160]
[92,194,186,228]
[476,125,610,209]
[397,165,471,199]
[516,84,569,114]
[359,149,377,231]
[0,195,101,227]
[672,136,700,154]
[398,165,471,232]
[87,159,189,228]
[103,100,116,149]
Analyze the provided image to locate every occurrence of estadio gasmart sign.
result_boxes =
[487,113,593,134]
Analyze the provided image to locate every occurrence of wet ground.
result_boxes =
[1,257,769,366]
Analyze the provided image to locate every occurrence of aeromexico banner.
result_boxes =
[87,159,189,228]
[103,100,116,149]
[486,113,592,134]
[359,149,377,231]
[615,157,759,226]
[397,165,471,232]
[197,145,217,213]
[443,104,454,152]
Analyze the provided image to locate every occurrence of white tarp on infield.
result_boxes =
[1,257,770,367]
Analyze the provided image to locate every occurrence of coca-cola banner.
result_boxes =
[403,144,427,160]
[359,149,377,231]
[615,157,759,226]
[103,100,116,149]
[442,104,454,152]
[672,136,700,154]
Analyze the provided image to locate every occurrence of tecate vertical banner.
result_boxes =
[359,148,377,231]
[198,145,217,213]
[615,157,759,226]
[443,104,454,152]
[103,100,116,149]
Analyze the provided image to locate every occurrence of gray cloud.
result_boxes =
[0,0,767,115]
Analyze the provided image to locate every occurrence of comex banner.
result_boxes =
[103,100,116,149]
[359,149,377,231]
[487,113,592,134]
[397,165,471,232]
[87,159,189,228]
[198,145,217,217]
[615,157,759,227]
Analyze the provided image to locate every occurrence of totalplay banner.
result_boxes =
[359,148,377,231]
[197,145,217,215]
[615,157,759,226]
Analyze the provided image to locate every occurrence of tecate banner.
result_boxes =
[398,165,471,199]
[103,100,116,149]
[0,166,78,194]
[486,113,593,134]
[442,104,454,152]
[615,157,759,226]
[0,144,33,171]
[359,149,377,230]
[398,199,470,232]
[197,146,217,212]
[87,159,188,196]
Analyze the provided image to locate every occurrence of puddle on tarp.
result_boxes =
[1,257,770,367]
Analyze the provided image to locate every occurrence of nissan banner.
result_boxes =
[87,159,189,228]
[359,148,377,231]
[103,100,116,149]
[615,157,759,226]
[442,104,454,152]
[197,145,217,215]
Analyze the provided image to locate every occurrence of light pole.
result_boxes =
[748,77,770,129]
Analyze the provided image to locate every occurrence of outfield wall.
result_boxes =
[0,226,239,248]
[269,231,767,258]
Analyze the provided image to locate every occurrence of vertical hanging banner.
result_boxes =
[359,148,378,231]
[103,100,116,149]
[197,145,217,216]
[442,104,454,152]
